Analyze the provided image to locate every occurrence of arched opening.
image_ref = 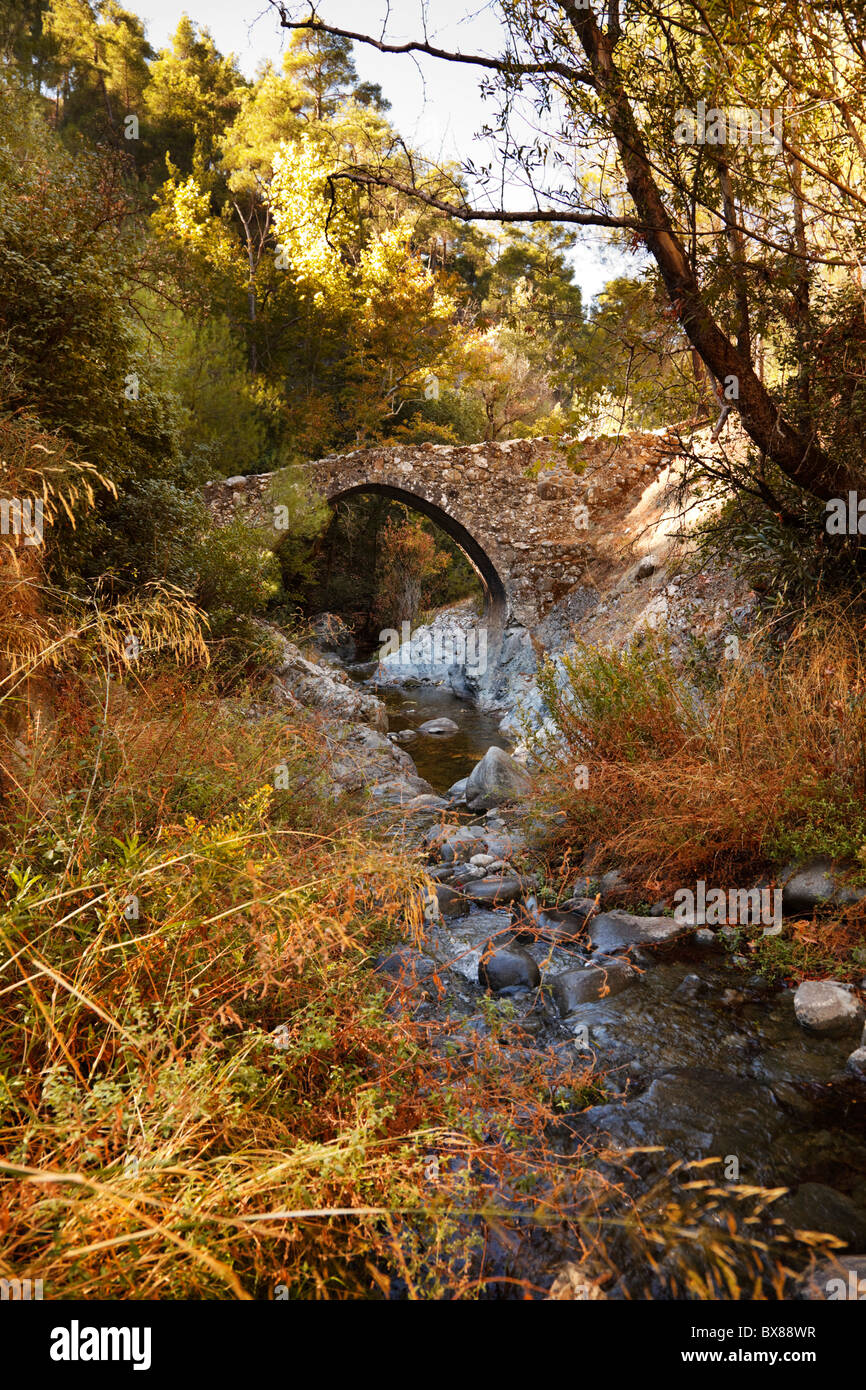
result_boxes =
[325,483,507,631]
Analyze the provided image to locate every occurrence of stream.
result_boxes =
[348,662,511,793]
[343,656,866,1297]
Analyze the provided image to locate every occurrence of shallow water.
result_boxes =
[350,666,512,793]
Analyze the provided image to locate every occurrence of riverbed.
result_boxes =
[342,655,866,1298]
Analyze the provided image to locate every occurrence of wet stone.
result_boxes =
[479,946,541,993]
[552,960,637,1015]
[794,980,865,1037]
[464,875,526,905]
[589,910,694,956]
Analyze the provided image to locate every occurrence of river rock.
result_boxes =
[599,868,630,902]
[450,864,487,886]
[405,793,450,812]
[776,1183,866,1248]
[464,745,532,811]
[440,826,489,862]
[389,729,418,744]
[793,980,865,1036]
[369,776,436,806]
[782,859,866,915]
[425,822,458,847]
[552,960,636,1014]
[435,884,468,918]
[589,909,694,955]
[373,949,438,990]
[418,717,459,736]
[783,860,837,915]
[479,946,541,993]
[464,875,525,905]
[562,896,599,921]
[513,897,587,947]
[447,776,469,802]
[482,829,526,860]
[846,1047,866,1078]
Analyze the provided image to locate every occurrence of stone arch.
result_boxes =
[326,482,508,625]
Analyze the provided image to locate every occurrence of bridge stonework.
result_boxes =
[203,432,680,629]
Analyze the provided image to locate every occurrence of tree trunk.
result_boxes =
[563,4,856,500]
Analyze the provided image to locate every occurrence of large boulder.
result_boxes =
[551,960,636,1014]
[793,980,865,1037]
[464,745,532,811]
[447,776,468,802]
[479,946,541,993]
[589,909,694,955]
[782,859,866,915]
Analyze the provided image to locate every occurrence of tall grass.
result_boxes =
[532,609,866,889]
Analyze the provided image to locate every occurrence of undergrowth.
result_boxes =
[529,607,866,976]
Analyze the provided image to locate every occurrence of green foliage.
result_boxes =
[147,310,268,478]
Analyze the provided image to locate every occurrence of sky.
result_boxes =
[135,0,638,299]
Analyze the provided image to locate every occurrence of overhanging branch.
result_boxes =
[325,168,639,229]
[271,5,594,85]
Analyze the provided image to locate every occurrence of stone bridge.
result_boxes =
[203,433,680,629]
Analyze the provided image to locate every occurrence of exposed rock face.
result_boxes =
[464,745,532,811]
[793,981,865,1036]
[266,628,387,731]
[375,603,487,687]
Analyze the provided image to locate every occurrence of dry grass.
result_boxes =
[0,666,611,1299]
[533,609,866,886]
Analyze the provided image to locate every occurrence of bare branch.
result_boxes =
[325,168,639,229]
[270,5,595,84]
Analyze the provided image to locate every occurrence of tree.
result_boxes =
[373,514,449,629]
[44,0,153,147]
[269,2,866,503]
[145,16,245,174]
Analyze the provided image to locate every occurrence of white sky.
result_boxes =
[135,0,639,299]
